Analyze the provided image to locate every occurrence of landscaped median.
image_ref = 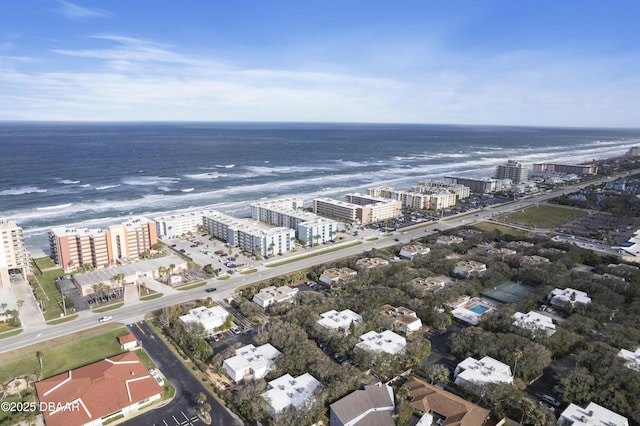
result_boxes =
[176,281,207,291]
[264,241,362,268]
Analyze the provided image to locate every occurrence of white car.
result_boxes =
[99,316,112,323]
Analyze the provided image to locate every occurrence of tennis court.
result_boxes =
[481,280,534,304]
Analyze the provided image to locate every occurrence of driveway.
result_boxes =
[124,320,241,426]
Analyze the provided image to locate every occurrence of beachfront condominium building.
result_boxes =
[250,198,339,246]
[367,187,458,210]
[532,162,598,176]
[412,180,471,200]
[444,176,512,193]
[0,219,32,289]
[496,160,528,184]
[202,211,295,256]
[313,194,401,225]
[154,209,218,239]
[49,217,158,271]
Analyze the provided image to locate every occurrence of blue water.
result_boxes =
[470,304,491,314]
[1,122,639,249]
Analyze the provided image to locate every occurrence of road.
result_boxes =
[2,168,636,356]
[124,321,241,426]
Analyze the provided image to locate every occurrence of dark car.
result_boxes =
[205,287,217,293]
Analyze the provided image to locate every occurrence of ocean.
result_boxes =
[1,122,640,250]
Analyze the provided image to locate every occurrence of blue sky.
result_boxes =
[1,1,639,127]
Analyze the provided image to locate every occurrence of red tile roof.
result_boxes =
[118,333,138,345]
[35,351,162,426]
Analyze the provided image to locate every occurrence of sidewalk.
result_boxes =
[12,276,46,330]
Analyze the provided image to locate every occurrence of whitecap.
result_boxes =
[181,188,195,193]
[0,186,47,196]
[59,179,81,185]
[95,184,121,190]
[36,203,73,210]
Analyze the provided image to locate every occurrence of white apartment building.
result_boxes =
[496,160,528,183]
[512,311,556,336]
[355,330,406,355]
[0,219,31,289]
[203,211,295,256]
[454,356,514,389]
[251,198,339,246]
[317,309,362,333]
[154,209,218,239]
[223,343,281,383]
[558,402,629,426]
[179,306,230,335]
[261,373,321,418]
[252,285,299,309]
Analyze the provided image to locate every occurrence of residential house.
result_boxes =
[512,311,556,336]
[355,257,389,270]
[223,343,281,383]
[453,261,487,277]
[252,285,299,309]
[411,276,446,292]
[558,402,629,426]
[261,373,321,418]
[179,306,229,335]
[436,235,464,245]
[454,356,514,389]
[617,347,640,372]
[355,330,406,355]
[317,309,362,333]
[329,383,395,426]
[404,376,490,426]
[548,287,591,307]
[399,244,430,260]
[319,267,358,287]
[380,304,422,334]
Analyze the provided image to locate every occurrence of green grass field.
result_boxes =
[500,204,585,228]
[92,302,124,313]
[0,327,130,383]
[33,256,56,270]
[473,222,533,238]
[176,281,207,291]
[31,267,65,320]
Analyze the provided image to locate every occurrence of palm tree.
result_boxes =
[513,349,523,379]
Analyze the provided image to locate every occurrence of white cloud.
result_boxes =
[54,1,112,21]
[1,34,639,127]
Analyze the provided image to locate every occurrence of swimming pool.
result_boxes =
[469,304,491,314]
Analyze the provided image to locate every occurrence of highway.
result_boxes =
[1,168,635,356]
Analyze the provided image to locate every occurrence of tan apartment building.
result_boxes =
[313,195,401,225]
[0,219,32,289]
[49,217,157,271]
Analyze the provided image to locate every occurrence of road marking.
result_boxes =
[172,415,180,424]
[135,322,146,335]
[181,411,192,425]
